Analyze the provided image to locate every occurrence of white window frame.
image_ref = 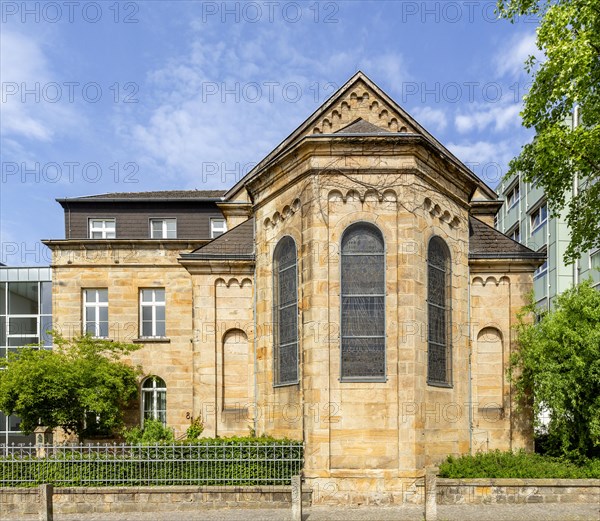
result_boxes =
[83,289,109,338]
[89,218,116,239]
[590,248,600,270]
[507,224,520,243]
[139,289,166,338]
[506,183,520,210]
[534,259,548,280]
[149,218,177,239]
[141,376,167,426]
[530,202,548,235]
[210,218,227,239]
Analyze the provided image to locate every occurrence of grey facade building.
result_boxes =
[495,114,599,309]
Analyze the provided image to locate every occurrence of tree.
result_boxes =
[511,280,600,460]
[0,333,141,442]
[497,0,600,264]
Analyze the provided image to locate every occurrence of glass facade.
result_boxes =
[0,267,52,445]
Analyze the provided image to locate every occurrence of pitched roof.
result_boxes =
[56,190,225,203]
[469,216,546,260]
[336,118,391,134]
[225,71,498,201]
[181,218,255,260]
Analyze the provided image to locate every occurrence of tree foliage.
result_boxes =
[0,333,141,441]
[497,0,600,263]
[511,280,600,460]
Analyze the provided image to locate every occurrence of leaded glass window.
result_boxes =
[273,236,299,385]
[427,236,451,386]
[142,376,167,425]
[341,223,385,380]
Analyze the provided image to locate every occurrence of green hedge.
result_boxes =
[439,450,600,479]
[0,436,303,487]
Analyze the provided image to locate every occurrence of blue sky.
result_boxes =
[1,0,540,266]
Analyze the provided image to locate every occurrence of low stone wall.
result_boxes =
[0,486,312,517]
[438,478,600,505]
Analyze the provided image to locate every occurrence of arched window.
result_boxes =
[427,236,452,386]
[273,236,298,385]
[341,223,385,380]
[142,376,167,425]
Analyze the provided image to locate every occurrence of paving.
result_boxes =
[3,504,600,521]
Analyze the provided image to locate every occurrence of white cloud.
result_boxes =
[0,30,81,144]
[455,101,522,134]
[410,106,448,133]
[494,32,541,78]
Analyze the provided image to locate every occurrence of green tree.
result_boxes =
[0,333,141,441]
[497,0,600,263]
[511,280,600,460]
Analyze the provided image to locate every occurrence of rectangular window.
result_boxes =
[150,218,177,239]
[534,259,548,280]
[140,289,166,338]
[506,184,520,210]
[83,289,108,338]
[89,219,116,239]
[590,249,600,270]
[210,218,227,239]
[530,203,548,234]
[508,225,520,243]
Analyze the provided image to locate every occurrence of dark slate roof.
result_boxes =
[57,190,225,202]
[182,218,255,260]
[335,118,391,134]
[469,216,546,260]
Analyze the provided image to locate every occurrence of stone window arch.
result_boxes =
[340,222,386,381]
[427,236,452,386]
[273,236,299,386]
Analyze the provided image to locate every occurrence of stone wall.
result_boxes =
[0,486,312,517]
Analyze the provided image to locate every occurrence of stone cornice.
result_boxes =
[42,239,209,251]
[178,258,255,275]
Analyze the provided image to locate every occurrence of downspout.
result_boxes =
[248,187,259,436]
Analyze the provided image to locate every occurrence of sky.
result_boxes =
[0,0,541,266]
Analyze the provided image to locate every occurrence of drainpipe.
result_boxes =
[250,195,259,436]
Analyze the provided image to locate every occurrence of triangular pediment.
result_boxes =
[226,71,497,200]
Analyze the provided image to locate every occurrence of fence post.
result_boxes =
[39,483,53,521]
[291,475,302,521]
[424,466,438,521]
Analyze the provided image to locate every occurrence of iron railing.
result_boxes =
[0,442,303,487]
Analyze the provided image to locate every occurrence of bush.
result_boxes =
[185,417,204,440]
[122,419,174,445]
[439,450,600,479]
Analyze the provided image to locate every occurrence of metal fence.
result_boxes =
[0,442,303,487]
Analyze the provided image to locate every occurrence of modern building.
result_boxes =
[42,72,545,504]
[0,265,52,445]
[495,112,600,310]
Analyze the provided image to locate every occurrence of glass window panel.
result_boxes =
[278,306,297,345]
[0,317,6,346]
[141,290,152,302]
[341,296,385,336]
[154,289,165,302]
[105,220,115,231]
[98,321,109,338]
[155,321,166,337]
[85,322,96,336]
[141,321,153,337]
[7,415,22,432]
[156,390,166,411]
[155,306,165,322]
[341,255,384,295]
[427,237,451,385]
[340,224,386,379]
[40,317,52,346]
[40,282,52,315]
[0,411,6,429]
[142,307,152,321]
[341,337,385,379]
[8,337,39,347]
[8,282,38,314]
[0,283,6,314]
[91,231,103,239]
[341,224,384,254]
[99,307,108,322]
[278,268,296,306]
[9,317,37,336]
[97,289,108,303]
[85,307,96,322]
[278,342,298,383]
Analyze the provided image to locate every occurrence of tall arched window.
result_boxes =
[273,236,298,385]
[341,223,385,380]
[427,236,452,386]
[142,376,167,425]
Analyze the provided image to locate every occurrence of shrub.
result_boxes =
[185,417,204,440]
[439,450,600,479]
[122,419,174,445]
